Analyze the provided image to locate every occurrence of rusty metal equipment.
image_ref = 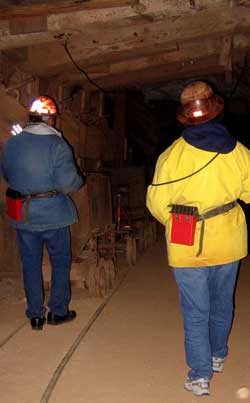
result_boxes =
[111,166,158,254]
[70,172,116,297]
[69,171,138,298]
[42,172,115,297]
[42,167,157,298]
[112,188,137,266]
[73,183,137,297]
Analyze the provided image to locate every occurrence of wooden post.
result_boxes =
[113,91,127,167]
[219,36,233,85]
[57,84,63,131]
[78,89,88,161]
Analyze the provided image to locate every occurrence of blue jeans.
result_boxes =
[172,261,239,381]
[16,227,72,319]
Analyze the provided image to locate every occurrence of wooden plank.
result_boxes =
[46,0,211,30]
[96,65,225,90]
[12,6,250,70]
[21,41,184,77]
[0,27,55,50]
[0,0,132,17]
[1,2,249,94]
[9,33,250,96]
[52,39,220,83]
[110,58,224,88]
[219,35,233,84]
[9,16,48,35]
[48,32,245,74]
[0,3,247,52]
[55,54,225,89]
[219,36,232,66]
[109,43,216,74]
[0,0,229,18]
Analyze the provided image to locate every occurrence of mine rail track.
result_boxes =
[0,266,130,403]
[0,320,28,349]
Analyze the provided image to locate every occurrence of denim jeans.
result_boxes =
[16,227,71,319]
[172,261,239,381]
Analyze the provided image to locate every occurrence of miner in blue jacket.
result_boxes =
[2,95,84,330]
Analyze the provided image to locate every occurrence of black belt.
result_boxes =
[22,190,60,223]
[196,200,237,256]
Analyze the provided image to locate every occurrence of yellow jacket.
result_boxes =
[146,137,250,267]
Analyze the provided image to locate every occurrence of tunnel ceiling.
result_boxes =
[1,1,250,98]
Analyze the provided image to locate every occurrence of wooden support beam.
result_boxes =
[0,1,248,95]
[0,1,239,51]
[52,39,220,84]
[229,0,238,6]
[0,0,133,17]
[17,30,250,89]
[219,36,232,66]
[10,6,249,73]
[0,0,229,19]
[9,16,48,35]
[57,54,225,90]
[109,43,213,75]
[219,36,233,85]
[96,65,225,91]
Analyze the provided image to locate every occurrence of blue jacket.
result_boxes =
[2,124,84,231]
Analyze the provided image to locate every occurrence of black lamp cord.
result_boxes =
[151,151,220,186]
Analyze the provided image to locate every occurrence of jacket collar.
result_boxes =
[23,123,62,137]
[182,122,236,154]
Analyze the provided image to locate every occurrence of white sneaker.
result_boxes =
[184,377,210,396]
[212,356,225,373]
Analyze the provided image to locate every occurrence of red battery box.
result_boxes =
[170,204,198,246]
[6,188,23,221]
[6,198,23,221]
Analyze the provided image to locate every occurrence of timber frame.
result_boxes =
[0,1,249,97]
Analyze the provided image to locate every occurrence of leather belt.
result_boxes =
[23,190,60,223]
[196,200,237,256]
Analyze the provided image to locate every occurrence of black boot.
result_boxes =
[30,317,46,330]
[47,310,77,325]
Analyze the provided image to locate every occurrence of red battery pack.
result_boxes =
[6,188,23,221]
[170,205,198,246]
[6,197,23,221]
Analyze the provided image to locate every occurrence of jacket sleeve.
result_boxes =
[238,145,250,204]
[240,167,250,203]
[52,140,84,194]
[146,155,171,226]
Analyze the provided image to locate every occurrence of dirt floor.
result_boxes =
[1,240,250,403]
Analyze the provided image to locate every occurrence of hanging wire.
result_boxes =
[64,39,107,93]
[151,152,220,186]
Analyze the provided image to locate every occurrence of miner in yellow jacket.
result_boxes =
[146,81,250,396]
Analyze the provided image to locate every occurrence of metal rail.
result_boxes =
[0,320,28,349]
[40,265,130,403]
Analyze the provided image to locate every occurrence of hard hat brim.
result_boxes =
[177,95,224,126]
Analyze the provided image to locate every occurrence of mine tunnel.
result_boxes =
[1,1,250,402]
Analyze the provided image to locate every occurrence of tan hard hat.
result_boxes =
[177,81,224,126]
